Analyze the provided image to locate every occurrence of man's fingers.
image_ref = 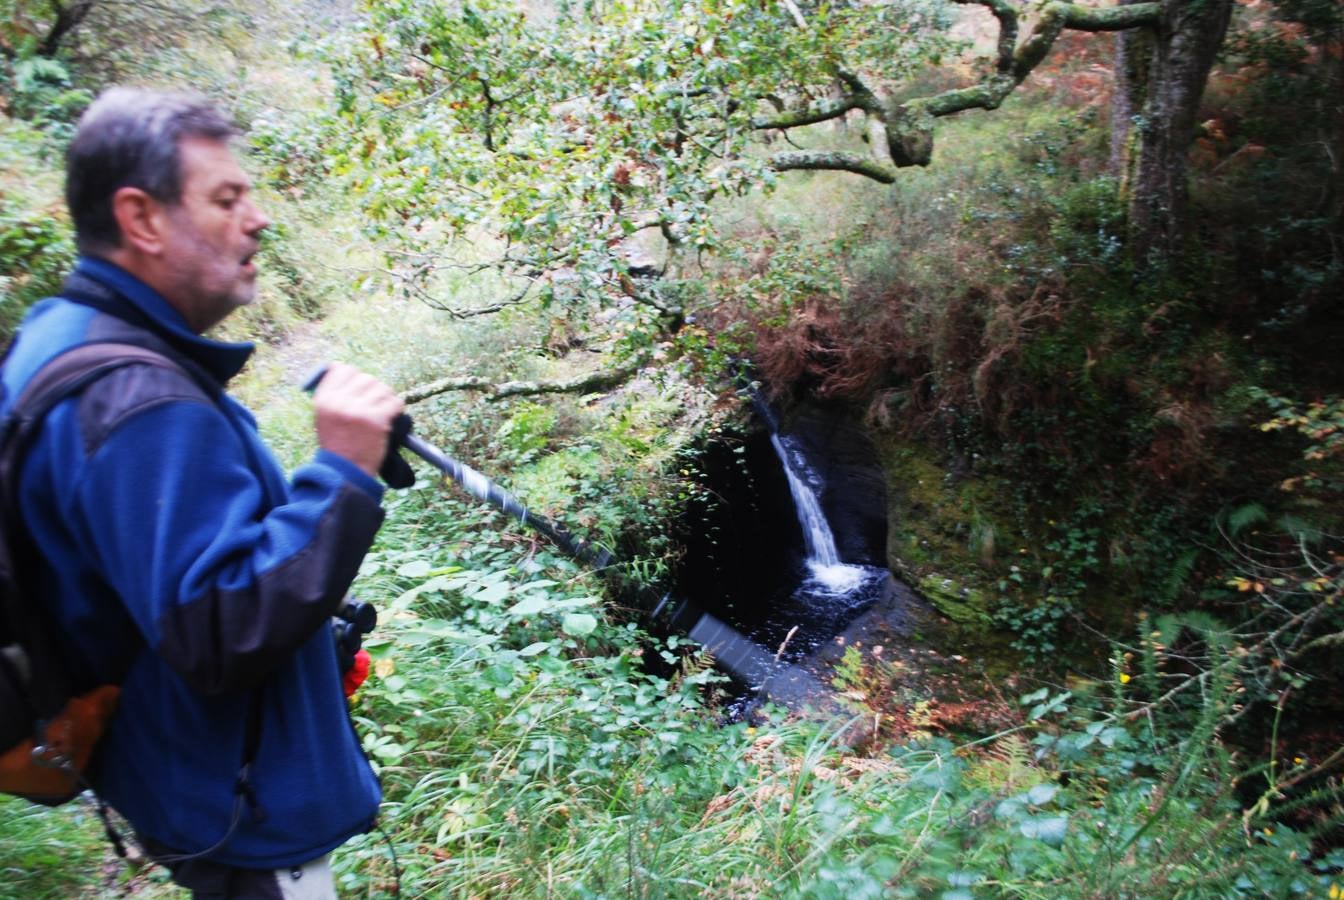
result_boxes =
[315,365,403,421]
[312,364,405,477]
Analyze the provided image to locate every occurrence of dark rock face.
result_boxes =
[670,424,800,629]
[778,402,888,566]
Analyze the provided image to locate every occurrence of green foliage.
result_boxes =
[326,488,748,896]
[494,400,556,463]
[992,593,1073,663]
[0,193,75,339]
[1,54,92,138]
[0,798,106,898]
[1255,390,1344,496]
[1,0,261,88]
[320,0,956,345]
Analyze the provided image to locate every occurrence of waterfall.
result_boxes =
[767,431,865,594]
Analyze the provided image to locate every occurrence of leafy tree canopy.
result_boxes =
[317,0,1176,387]
[320,0,960,344]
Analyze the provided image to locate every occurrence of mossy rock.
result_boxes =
[877,436,1021,631]
[916,573,993,625]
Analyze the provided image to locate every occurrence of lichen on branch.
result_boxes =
[404,358,647,404]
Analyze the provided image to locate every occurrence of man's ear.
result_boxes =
[110,187,168,256]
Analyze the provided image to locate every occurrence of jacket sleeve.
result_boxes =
[68,383,385,696]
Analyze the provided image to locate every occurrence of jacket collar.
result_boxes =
[73,256,254,386]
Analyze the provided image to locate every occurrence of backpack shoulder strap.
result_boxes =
[2,342,191,504]
[6,343,186,434]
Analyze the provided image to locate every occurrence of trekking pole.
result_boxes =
[302,367,611,569]
[304,367,829,704]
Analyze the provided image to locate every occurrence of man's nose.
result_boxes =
[244,199,271,236]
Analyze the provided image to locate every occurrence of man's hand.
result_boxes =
[312,363,405,478]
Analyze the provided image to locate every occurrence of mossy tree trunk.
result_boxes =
[1114,0,1234,259]
[1328,21,1344,265]
[1110,0,1154,180]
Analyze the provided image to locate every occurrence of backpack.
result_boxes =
[0,341,186,805]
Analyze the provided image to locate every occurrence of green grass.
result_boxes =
[0,799,105,898]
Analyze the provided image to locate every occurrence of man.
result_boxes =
[0,88,402,897]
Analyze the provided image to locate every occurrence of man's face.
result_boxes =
[157,137,270,331]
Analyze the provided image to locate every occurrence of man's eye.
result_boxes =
[217,197,238,210]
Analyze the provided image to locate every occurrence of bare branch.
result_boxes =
[952,0,1019,73]
[770,151,897,184]
[779,0,808,29]
[753,96,864,130]
[405,358,647,404]
[1295,629,1344,655]
[427,278,539,319]
[1059,2,1163,32]
[38,0,96,57]
[383,268,541,316]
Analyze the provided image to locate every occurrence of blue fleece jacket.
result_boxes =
[0,257,383,868]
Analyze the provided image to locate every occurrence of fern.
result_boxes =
[669,647,716,693]
[1154,611,1231,652]
[1275,513,1324,545]
[962,734,1040,795]
[1137,615,1163,711]
[1156,547,1200,606]
[1226,502,1268,537]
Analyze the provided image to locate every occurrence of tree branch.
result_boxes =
[741,0,1164,179]
[752,95,864,130]
[882,0,1162,167]
[1059,1,1163,31]
[38,0,96,57]
[404,358,647,404]
[952,0,1020,73]
[769,151,897,183]
[1295,629,1344,655]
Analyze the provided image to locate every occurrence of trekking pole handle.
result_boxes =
[301,365,415,487]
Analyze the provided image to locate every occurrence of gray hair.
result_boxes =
[65,87,239,254]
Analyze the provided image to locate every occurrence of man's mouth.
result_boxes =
[241,250,258,273]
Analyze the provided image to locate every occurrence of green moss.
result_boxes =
[878,436,1021,629]
[917,573,992,625]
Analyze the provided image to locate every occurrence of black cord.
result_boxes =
[143,793,246,865]
[375,821,402,898]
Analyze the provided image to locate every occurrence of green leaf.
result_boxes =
[869,815,899,836]
[1026,783,1059,806]
[1020,814,1069,847]
[561,613,598,636]
[1020,687,1050,705]
[398,559,432,578]
[475,581,513,605]
[508,595,551,617]
[483,664,515,686]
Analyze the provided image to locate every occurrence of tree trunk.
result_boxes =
[1110,0,1153,182]
[1120,0,1233,260]
[1327,21,1344,266]
[37,1,97,58]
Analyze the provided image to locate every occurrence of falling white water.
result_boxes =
[768,433,866,594]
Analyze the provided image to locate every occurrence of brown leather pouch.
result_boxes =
[0,685,120,805]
